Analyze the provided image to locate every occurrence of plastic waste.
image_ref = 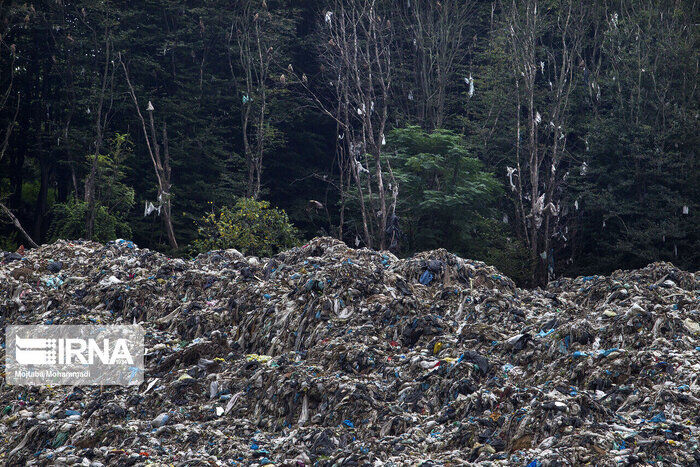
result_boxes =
[0,238,698,465]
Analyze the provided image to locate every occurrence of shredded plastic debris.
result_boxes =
[1,237,699,465]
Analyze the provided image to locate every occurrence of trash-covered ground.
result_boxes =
[1,237,699,466]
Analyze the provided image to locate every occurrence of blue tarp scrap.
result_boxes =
[419,270,434,285]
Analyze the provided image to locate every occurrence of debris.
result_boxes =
[464,74,475,97]
[506,166,517,192]
[143,201,161,217]
[46,261,62,273]
[1,238,698,465]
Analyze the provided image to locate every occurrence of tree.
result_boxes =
[563,0,699,274]
[0,0,696,280]
[303,0,396,250]
[0,3,35,247]
[397,0,477,130]
[83,18,116,240]
[387,126,501,252]
[120,53,178,250]
[230,0,293,200]
[49,133,135,242]
[504,0,588,285]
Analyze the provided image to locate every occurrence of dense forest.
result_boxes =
[0,0,697,286]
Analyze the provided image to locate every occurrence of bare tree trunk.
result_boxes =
[286,0,394,249]
[71,164,79,201]
[329,0,393,249]
[0,93,19,164]
[1,203,38,248]
[84,30,112,239]
[33,158,49,240]
[335,106,346,241]
[400,0,475,130]
[0,35,19,164]
[233,0,277,200]
[506,0,584,285]
[119,53,179,250]
[352,159,372,248]
[161,123,178,250]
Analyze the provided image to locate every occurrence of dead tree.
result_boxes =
[119,53,178,250]
[229,0,279,200]
[505,0,587,285]
[327,0,396,249]
[399,0,476,130]
[294,0,396,249]
[1,202,38,248]
[83,26,115,239]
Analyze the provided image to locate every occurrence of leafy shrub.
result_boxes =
[48,133,135,242]
[193,198,299,256]
[48,198,132,242]
[462,215,531,286]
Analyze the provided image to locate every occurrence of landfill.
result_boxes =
[1,237,699,466]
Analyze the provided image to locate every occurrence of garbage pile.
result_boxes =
[1,237,699,466]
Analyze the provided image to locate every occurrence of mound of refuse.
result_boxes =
[1,237,699,466]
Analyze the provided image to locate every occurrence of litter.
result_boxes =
[0,237,698,465]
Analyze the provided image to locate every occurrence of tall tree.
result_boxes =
[397,0,476,130]
[83,21,115,239]
[563,0,699,273]
[230,0,292,200]
[504,0,587,285]
[0,10,35,247]
[303,0,396,249]
[0,0,696,281]
[120,53,178,250]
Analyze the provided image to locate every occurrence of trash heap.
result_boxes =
[1,237,699,466]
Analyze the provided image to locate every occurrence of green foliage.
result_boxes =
[385,126,531,281]
[462,216,531,286]
[387,126,502,252]
[48,198,132,242]
[192,198,299,257]
[93,134,136,217]
[0,232,20,252]
[567,111,699,273]
[562,2,699,275]
[383,126,537,281]
[48,134,135,243]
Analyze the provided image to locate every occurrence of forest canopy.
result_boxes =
[0,0,697,285]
